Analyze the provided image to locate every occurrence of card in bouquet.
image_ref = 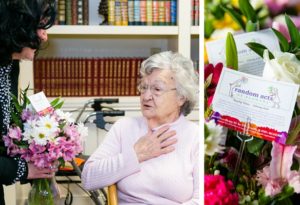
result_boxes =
[28,91,52,115]
[205,29,280,76]
[209,68,299,142]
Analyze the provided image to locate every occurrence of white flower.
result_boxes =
[37,115,59,139]
[263,50,300,104]
[23,120,38,142]
[205,120,226,156]
[55,109,75,123]
[263,50,300,85]
[77,122,88,140]
[31,128,49,145]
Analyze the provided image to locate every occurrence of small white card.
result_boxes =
[28,92,51,113]
[210,68,299,142]
[205,29,280,76]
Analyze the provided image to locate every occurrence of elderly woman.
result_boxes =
[82,51,199,205]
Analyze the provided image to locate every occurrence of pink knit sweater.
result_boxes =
[82,115,199,205]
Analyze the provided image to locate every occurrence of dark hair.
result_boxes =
[0,0,56,65]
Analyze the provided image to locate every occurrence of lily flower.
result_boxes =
[256,141,300,196]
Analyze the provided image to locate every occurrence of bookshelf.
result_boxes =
[18,0,199,120]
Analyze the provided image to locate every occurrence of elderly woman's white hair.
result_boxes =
[140,51,199,115]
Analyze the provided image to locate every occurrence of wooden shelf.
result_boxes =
[191,26,199,35]
[48,25,179,35]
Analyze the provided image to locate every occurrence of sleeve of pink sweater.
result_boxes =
[81,118,141,190]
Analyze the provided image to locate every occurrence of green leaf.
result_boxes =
[54,101,64,109]
[204,123,209,139]
[50,97,60,107]
[271,28,290,52]
[238,0,257,22]
[204,18,215,39]
[50,97,64,109]
[285,15,300,51]
[10,94,22,113]
[246,137,265,156]
[226,32,238,70]
[246,42,274,59]
[245,20,259,32]
[221,5,245,31]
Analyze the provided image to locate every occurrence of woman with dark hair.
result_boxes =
[0,0,57,204]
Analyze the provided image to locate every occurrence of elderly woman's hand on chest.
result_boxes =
[133,125,177,162]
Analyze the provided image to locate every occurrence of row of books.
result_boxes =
[108,0,177,26]
[191,0,199,26]
[33,57,145,97]
[56,0,89,25]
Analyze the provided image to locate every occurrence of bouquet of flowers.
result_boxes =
[3,88,88,205]
[205,1,300,204]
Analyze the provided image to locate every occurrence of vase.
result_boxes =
[28,177,60,205]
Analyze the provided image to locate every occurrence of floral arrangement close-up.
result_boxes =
[2,88,88,205]
[204,0,300,205]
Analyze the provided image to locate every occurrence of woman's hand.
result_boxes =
[27,162,58,179]
[134,125,177,162]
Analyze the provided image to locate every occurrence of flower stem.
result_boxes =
[286,121,300,144]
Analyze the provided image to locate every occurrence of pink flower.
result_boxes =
[256,141,300,196]
[264,0,289,15]
[7,126,22,141]
[29,142,47,154]
[205,174,239,205]
[64,124,80,140]
[220,147,239,171]
[271,16,300,41]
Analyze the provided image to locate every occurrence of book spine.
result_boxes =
[158,0,165,25]
[165,0,171,25]
[194,0,199,26]
[133,0,140,25]
[83,0,89,25]
[130,58,136,95]
[99,58,105,96]
[152,0,159,25]
[65,0,72,25]
[71,0,78,25]
[58,0,66,25]
[86,58,92,96]
[140,0,146,25]
[108,0,115,25]
[120,0,128,26]
[92,58,98,96]
[114,0,122,25]
[170,0,176,25]
[146,0,152,25]
[77,0,84,25]
[124,58,130,96]
[128,0,134,25]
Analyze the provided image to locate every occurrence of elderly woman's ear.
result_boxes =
[177,95,186,106]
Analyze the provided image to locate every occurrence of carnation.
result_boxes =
[205,174,239,205]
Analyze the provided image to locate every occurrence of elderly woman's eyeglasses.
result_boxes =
[138,84,177,96]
